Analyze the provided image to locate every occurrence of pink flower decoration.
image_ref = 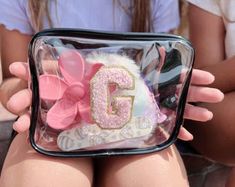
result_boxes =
[39,50,103,130]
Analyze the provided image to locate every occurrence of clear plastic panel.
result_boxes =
[29,32,194,155]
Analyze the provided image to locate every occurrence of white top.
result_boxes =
[187,0,235,58]
[0,0,180,35]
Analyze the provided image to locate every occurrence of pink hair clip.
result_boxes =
[39,50,103,130]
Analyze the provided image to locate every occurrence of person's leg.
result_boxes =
[225,167,235,187]
[185,92,235,165]
[0,132,93,187]
[96,145,189,187]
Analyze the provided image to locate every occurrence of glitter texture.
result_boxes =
[90,66,134,129]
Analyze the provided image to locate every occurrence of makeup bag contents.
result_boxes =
[28,29,194,157]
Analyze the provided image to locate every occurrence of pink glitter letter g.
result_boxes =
[90,66,134,129]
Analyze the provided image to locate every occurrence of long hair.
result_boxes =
[28,0,151,33]
[28,0,54,32]
[130,0,151,32]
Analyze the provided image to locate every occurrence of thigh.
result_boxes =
[225,167,235,187]
[96,145,189,187]
[0,132,93,187]
[185,91,235,164]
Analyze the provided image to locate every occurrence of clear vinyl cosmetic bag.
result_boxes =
[28,29,194,157]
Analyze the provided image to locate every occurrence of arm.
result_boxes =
[189,4,235,93]
[0,26,31,107]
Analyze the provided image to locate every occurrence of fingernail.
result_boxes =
[219,91,225,101]
[13,121,25,133]
[9,63,14,73]
[6,99,12,112]
[209,74,215,82]
[187,132,194,141]
[9,62,21,75]
[208,111,213,120]
[12,122,19,132]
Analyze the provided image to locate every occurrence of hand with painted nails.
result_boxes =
[5,61,224,141]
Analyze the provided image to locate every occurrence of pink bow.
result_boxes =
[39,50,103,130]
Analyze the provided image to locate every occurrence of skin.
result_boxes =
[185,3,235,186]
[0,24,223,186]
[186,3,235,164]
[0,132,189,187]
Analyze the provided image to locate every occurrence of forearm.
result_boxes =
[0,77,27,108]
[198,55,235,93]
[0,27,31,108]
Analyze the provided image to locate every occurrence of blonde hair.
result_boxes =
[28,0,55,32]
[28,0,151,33]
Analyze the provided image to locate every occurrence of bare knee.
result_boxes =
[97,145,189,187]
[0,133,93,187]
